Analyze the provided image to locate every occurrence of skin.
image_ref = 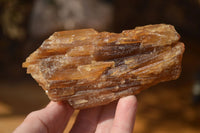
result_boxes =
[13,95,137,133]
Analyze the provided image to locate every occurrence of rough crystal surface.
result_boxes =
[23,24,185,109]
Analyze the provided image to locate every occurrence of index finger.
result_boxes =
[111,95,137,133]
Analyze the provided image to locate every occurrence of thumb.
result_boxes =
[14,101,74,133]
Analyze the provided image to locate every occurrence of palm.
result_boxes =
[14,96,137,133]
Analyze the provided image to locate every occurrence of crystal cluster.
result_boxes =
[23,24,185,109]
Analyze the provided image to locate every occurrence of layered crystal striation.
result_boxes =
[23,24,185,109]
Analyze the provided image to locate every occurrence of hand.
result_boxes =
[14,95,137,133]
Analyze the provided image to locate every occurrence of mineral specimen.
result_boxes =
[23,24,185,109]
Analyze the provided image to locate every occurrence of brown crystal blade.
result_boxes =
[23,24,185,109]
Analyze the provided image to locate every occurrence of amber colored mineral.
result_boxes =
[23,24,185,109]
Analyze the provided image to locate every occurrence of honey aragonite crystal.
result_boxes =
[23,24,185,109]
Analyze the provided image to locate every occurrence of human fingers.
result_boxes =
[70,106,102,133]
[14,101,74,133]
[110,95,137,133]
[95,101,117,133]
